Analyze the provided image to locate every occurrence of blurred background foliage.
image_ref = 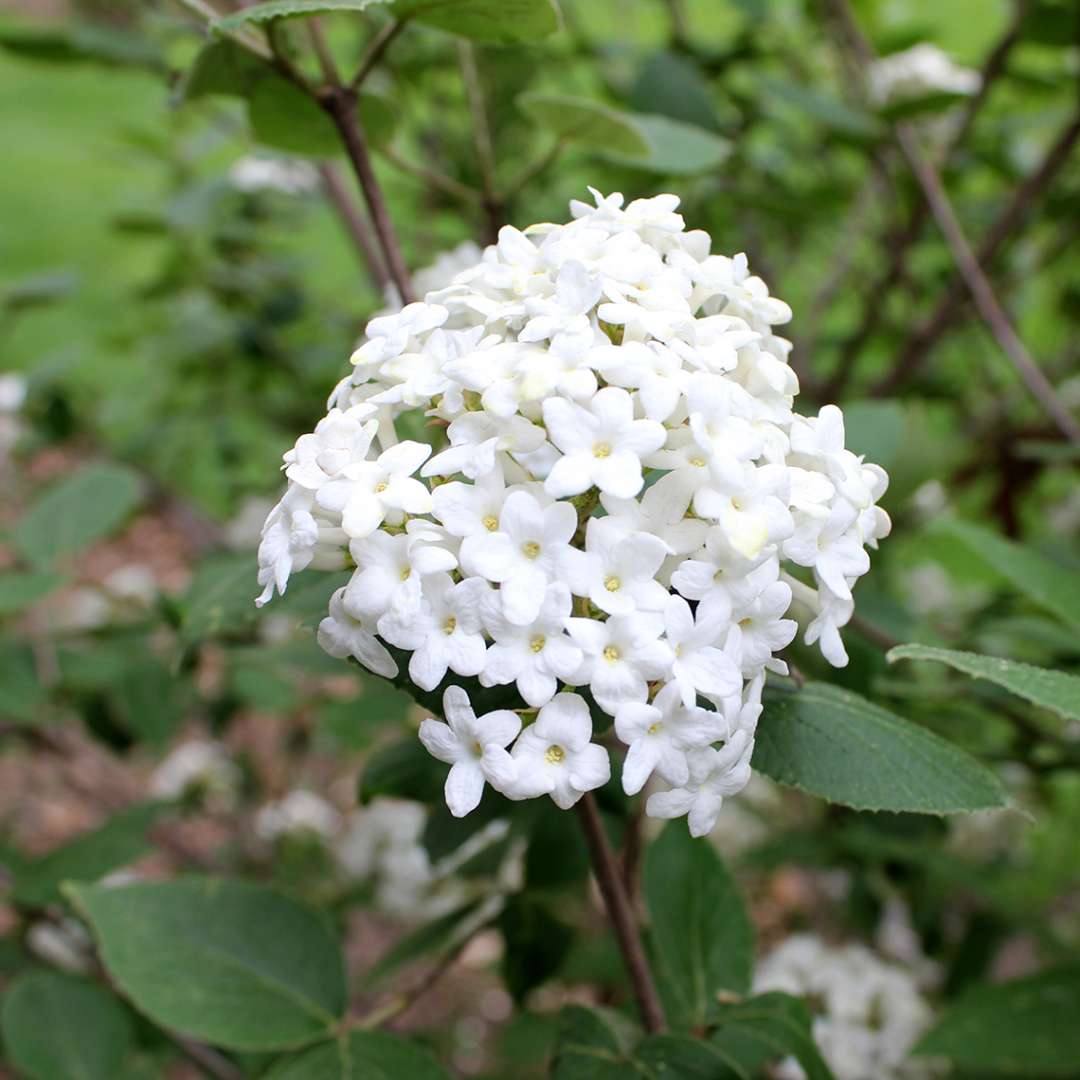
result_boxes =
[1,0,1079,1076]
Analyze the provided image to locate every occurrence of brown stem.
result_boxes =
[349,17,407,91]
[318,161,389,291]
[171,1034,246,1080]
[575,793,666,1034]
[324,88,415,303]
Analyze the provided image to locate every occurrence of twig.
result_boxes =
[305,16,342,88]
[875,113,1080,396]
[822,2,1027,399]
[458,40,502,242]
[171,1034,246,1080]
[823,0,1080,443]
[324,88,415,303]
[378,143,482,203]
[575,793,666,1034]
[318,162,388,291]
[349,17,407,91]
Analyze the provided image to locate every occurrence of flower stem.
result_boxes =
[575,793,666,1034]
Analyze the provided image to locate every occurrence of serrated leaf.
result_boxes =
[68,878,346,1051]
[215,0,383,32]
[392,0,561,44]
[1,971,134,1080]
[550,1004,642,1080]
[517,92,649,156]
[916,967,1080,1075]
[888,644,1080,723]
[9,803,163,909]
[265,1030,450,1079]
[644,822,752,1030]
[936,518,1080,631]
[249,75,340,157]
[710,994,834,1080]
[608,113,730,175]
[753,683,1007,814]
[0,570,65,615]
[14,464,143,569]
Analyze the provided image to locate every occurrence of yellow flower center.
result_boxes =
[482,515,499,531]
[443,616,457,635]
[530,635,546,653]
[521,540,541,560]
[592,442,612,459]
[545,744,566,764]
[603,645,620,662]
[731,496,744,511]
[374,481,389,493]
[739,617,752,628]
[689,456,706,468]
[399,566,411,581]
[604,575,621,592]
[647,722,662,736]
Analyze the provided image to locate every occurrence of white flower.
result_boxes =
[568,612,673,715]
[317,586,398,678]
[379,574,487,691]
[565,518,669,616]
[255,790,341,842]
[729,581,798,677]
[480,584,582,707]
[418,685,521,817]
[615,681,724,794]
[460,490,576,626]
[542,387,666,499]
[149,740,240,809]
[283,406,377,490]
[646,729,753,837]
[664,594,743,707]
[486,692,610,809]
[317,440,432,538]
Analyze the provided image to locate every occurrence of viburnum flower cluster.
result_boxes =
[256,190,890,835]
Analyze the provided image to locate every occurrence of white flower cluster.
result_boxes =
[754,934,939,1080]
[867,43,980,106]
[256,190,890,834]
[150,739,241,812]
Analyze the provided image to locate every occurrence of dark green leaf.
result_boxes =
[14,464,143,569]
[644,823,752,1029]
[889,644,1080,723]
[916,967,1080,1075]
[499,894,573,1003]
[760,76,883,139]
[0,24,160,68]
[517,92,650,156]
[180,554,260,645]
[710,994,833,1080]
[249,76,340,157]
[636,1033,743,1078]
[1,971,133,1080]
[359,736,445,804]
[10,803,163,909]
[182,39,265,101]
[0,642,43,722]
[630,51,722,133]
[68,878,346,1051]
[216,0,383,31]
[753,683,1007,813]
[550,1004,644,1080]
[392,0,562,44]
[0,570,64,616]
[265,1029,450,1079]
[366,899,486,985]
[936,518,1080,631]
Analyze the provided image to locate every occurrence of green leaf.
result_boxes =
[0,24,161,68]
[759,76,883,139]
[1,270,78,312]
[68,878,346,1051]
[13,464,143,569]
[710,994,834,1080]
[10,803,163,909]
[604,114,730,175]
[550,1004,643,1080]
[366,898,486,984]
[0,642,43,722]
[249,76,340,157]
[517,92,649,157]
[888,644,1080,723]
[636,1033,744,1078]
[1,971,133,1080]
[839,399,906,468]
[499,894,573,1003]
[916,967,1080,1075]
[0,570,64,616]
[392,0,562,44]
[644,823,752,1030]
[180,554,260,645]
[358,90,398,148]
[182,39,265,100]
[265,1030,450,1078]
[936,518,1080,631]
[629,50,722,133]
[216,0,383,32]
[753,682,1007,814]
